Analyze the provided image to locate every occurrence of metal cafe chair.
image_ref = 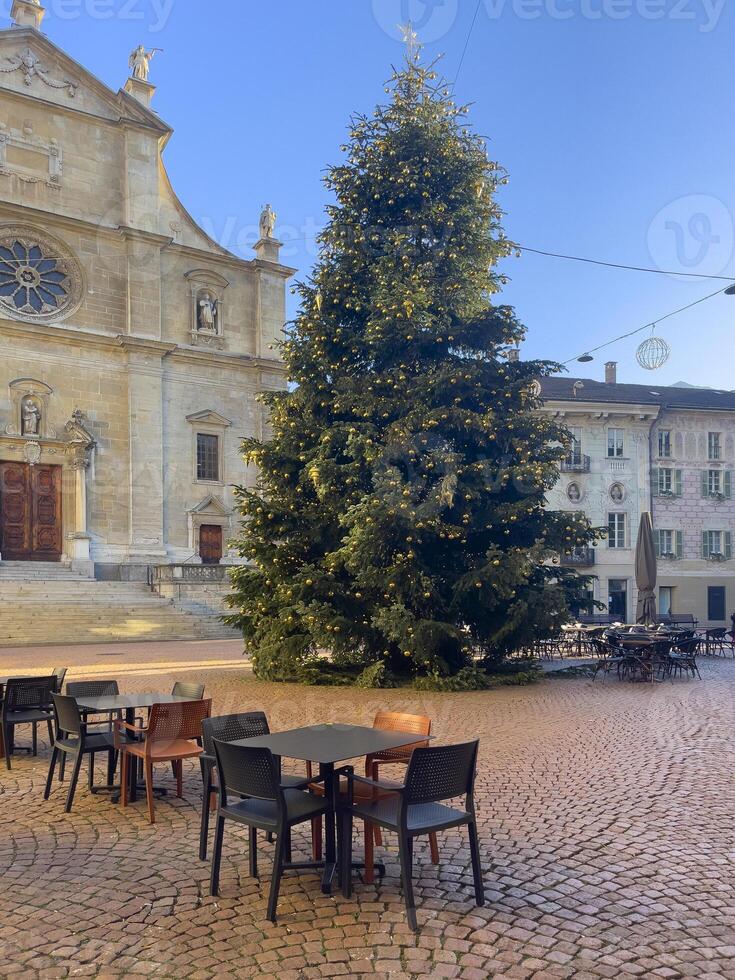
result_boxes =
[340,741,485,932]
[209,739,330,923]
[44,694,117,812]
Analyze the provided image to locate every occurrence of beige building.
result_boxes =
[0,1,292,578]
[542,364,735,627]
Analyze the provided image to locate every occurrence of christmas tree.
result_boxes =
[227,49,595,684]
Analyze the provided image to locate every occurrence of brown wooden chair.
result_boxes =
[114,699,211,824]
[310,710,437,882]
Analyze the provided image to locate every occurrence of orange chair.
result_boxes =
[115,699,211,824]
[311,711,438,882]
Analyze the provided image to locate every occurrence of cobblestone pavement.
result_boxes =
[2,654,735,978]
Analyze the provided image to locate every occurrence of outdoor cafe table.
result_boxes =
[73,692,193,802]
[232,723,430,893]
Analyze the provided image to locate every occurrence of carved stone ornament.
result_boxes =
[23,439,41,465]
[0,123,63,189]
[0,224,83,322]
[0,47,76,97]
[65,408,95,467]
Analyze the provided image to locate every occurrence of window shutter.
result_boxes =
[702,531,710,559]
[726,532,733,561]
[653,528,661,557]
[725,472,732,499]
[674,470,683,496]
[701,471,709,498]
[675,530,683,559]
[652,468,660,496]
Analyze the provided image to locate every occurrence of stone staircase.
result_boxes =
[0,562,239,646]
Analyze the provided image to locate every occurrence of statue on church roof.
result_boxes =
[129,45,162,83]
[259,204,277,240]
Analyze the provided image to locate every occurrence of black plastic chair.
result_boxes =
[67,679,120,725]
[44,694,117,812]
[209,739,330,922]
[2,676,55,769]
[65,680,121,781]
[172,681,205,700]
[340,740,484,932]
[199,712,317,860]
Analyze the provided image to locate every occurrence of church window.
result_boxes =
[0,227,82,322]
[196,433,220,481]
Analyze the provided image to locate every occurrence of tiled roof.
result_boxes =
[540,377,735,411]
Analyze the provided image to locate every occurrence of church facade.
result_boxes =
[0,1,292,576]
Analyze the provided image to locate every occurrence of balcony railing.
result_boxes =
[560,547,596,568]
[561,453,591,473]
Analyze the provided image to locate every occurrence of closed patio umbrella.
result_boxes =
[635,511,658,626]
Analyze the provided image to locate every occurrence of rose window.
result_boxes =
[0,240,70,315]
[0,227,82,322]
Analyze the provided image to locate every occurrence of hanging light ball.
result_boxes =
[636,335,671,371]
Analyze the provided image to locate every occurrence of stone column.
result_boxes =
[68,454,93,577]
[119,338,174,563]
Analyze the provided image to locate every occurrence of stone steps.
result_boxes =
[0,565,239,645]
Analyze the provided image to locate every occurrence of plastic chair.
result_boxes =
[2,676,55,769]
[44,694,117,812]
[172,681,205,700]
[209,739,330,922]
[65,680,121,782]
[340,741,484,932]
[199,712,320,860]
[114,699,211,823]
[309,711,437,881]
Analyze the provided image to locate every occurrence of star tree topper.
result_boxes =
[398,22,421,60]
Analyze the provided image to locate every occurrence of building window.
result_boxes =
[658,430,672,458]
[702,530,732,560]
[659,586,674,617]
[654,528,682,559]
[655,467,682,497]
[608,512,627,549]
[708,586,726,622]
[196,433,219,482]
[607,428,624,458]
[702,469,732,499]
[608,579,628,620]
[708,432,722,461]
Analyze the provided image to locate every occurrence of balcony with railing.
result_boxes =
[561,453,591,473]
[560,547,596,568]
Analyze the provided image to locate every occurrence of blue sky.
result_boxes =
[13,0,735,388]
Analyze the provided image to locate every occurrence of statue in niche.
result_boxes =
[129,45,161,82]
[259,204,277,240]
[21,396,41,436]
[197,291,219,333]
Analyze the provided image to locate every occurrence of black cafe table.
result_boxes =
[73,693,192,803]
[233,723,430,893]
